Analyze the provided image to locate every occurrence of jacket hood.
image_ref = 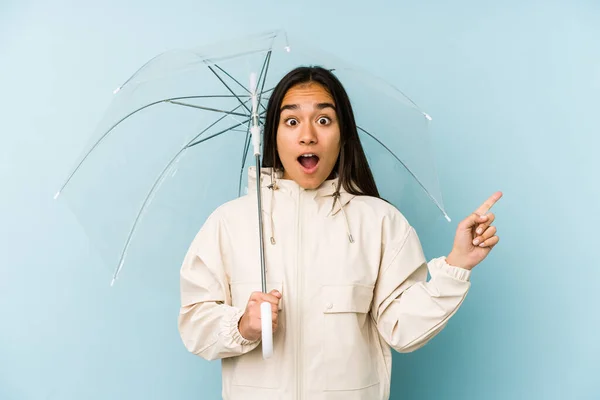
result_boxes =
[247,166,357,244]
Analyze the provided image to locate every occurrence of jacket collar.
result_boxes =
[246,167,355,216]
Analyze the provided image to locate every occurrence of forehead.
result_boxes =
[280,82,335,108]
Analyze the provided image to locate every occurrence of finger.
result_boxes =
[270,312,278,332]
[249,291,262,302]
[473,226,497,246]
[460,212,490,230]
[478,235,500,248]
[272,311,279,331]
[252,292,281,307]
[250,290,281,300]
[474,191,503,217]
[246,299,258,313]
[475,213,495,235]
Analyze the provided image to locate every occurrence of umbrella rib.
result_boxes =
[111,146,186,285]
[201,47,274,66]
[212,61,271,113]
[110,102,259,284]
[186,108,265,148]
[55,95,254,197]
[187,118,251,148]
[185,98,254,146]
[166,100,248,117]
[214,65,251,95]
[207,65,251,114]
[171,94,251,98]
[186,95,262,147]
[256,51,272,113]
[112,51,171,94]
[357,126,449,220]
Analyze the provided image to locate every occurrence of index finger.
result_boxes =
[474,191,503,216]
[251,292,281,306]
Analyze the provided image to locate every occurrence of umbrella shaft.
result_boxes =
[255,154,268,293]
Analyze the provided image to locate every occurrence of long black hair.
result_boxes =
[261,66,381,199]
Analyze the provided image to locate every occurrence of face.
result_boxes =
[276,82,341,190]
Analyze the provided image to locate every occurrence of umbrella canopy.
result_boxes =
[55,30,449,288]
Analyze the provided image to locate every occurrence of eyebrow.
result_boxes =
[280,102,336,112]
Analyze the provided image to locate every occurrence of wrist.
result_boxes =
[238,313,257,341]
[446,252,473,271]
[237,313,249,339]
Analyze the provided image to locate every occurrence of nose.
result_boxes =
[298,123,318,145]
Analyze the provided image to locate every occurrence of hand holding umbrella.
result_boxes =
[238,290,282,342]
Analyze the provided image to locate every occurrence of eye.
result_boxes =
[318,117,331,125]
[284,118,298,126]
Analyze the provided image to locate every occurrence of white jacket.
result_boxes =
[178,167,471,400]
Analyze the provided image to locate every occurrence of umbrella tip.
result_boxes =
[113,87,121,94]
[423,112,432,121]
[444,213,451,222]
[53,190,61,200]
[284,46,291,52]
[110,277,116,287]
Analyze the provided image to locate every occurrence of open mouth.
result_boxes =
[297,153,320,173]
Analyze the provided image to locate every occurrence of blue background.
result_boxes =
[2,1,598,399]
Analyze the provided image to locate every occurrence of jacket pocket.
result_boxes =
[321,284,380,391]
[229,281,284,389]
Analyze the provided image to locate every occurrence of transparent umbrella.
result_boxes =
[54,30,450,358]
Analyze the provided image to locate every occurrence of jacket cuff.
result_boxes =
[223,307,260,346]
[430,256,472,282]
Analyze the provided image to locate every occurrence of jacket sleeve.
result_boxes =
[371,225,471,353]
[177,209,260,361]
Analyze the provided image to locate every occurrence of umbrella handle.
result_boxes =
[260,301,273,359]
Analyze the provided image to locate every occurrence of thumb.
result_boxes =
[269,289,282,299]
[461,212,488,230]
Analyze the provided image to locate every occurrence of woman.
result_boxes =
[178,66,502,400]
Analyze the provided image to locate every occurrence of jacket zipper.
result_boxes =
[295,189,303,400]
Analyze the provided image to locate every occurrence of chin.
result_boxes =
[295,175,327,190]
[299,182,320,190]
[282,163,334,190]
